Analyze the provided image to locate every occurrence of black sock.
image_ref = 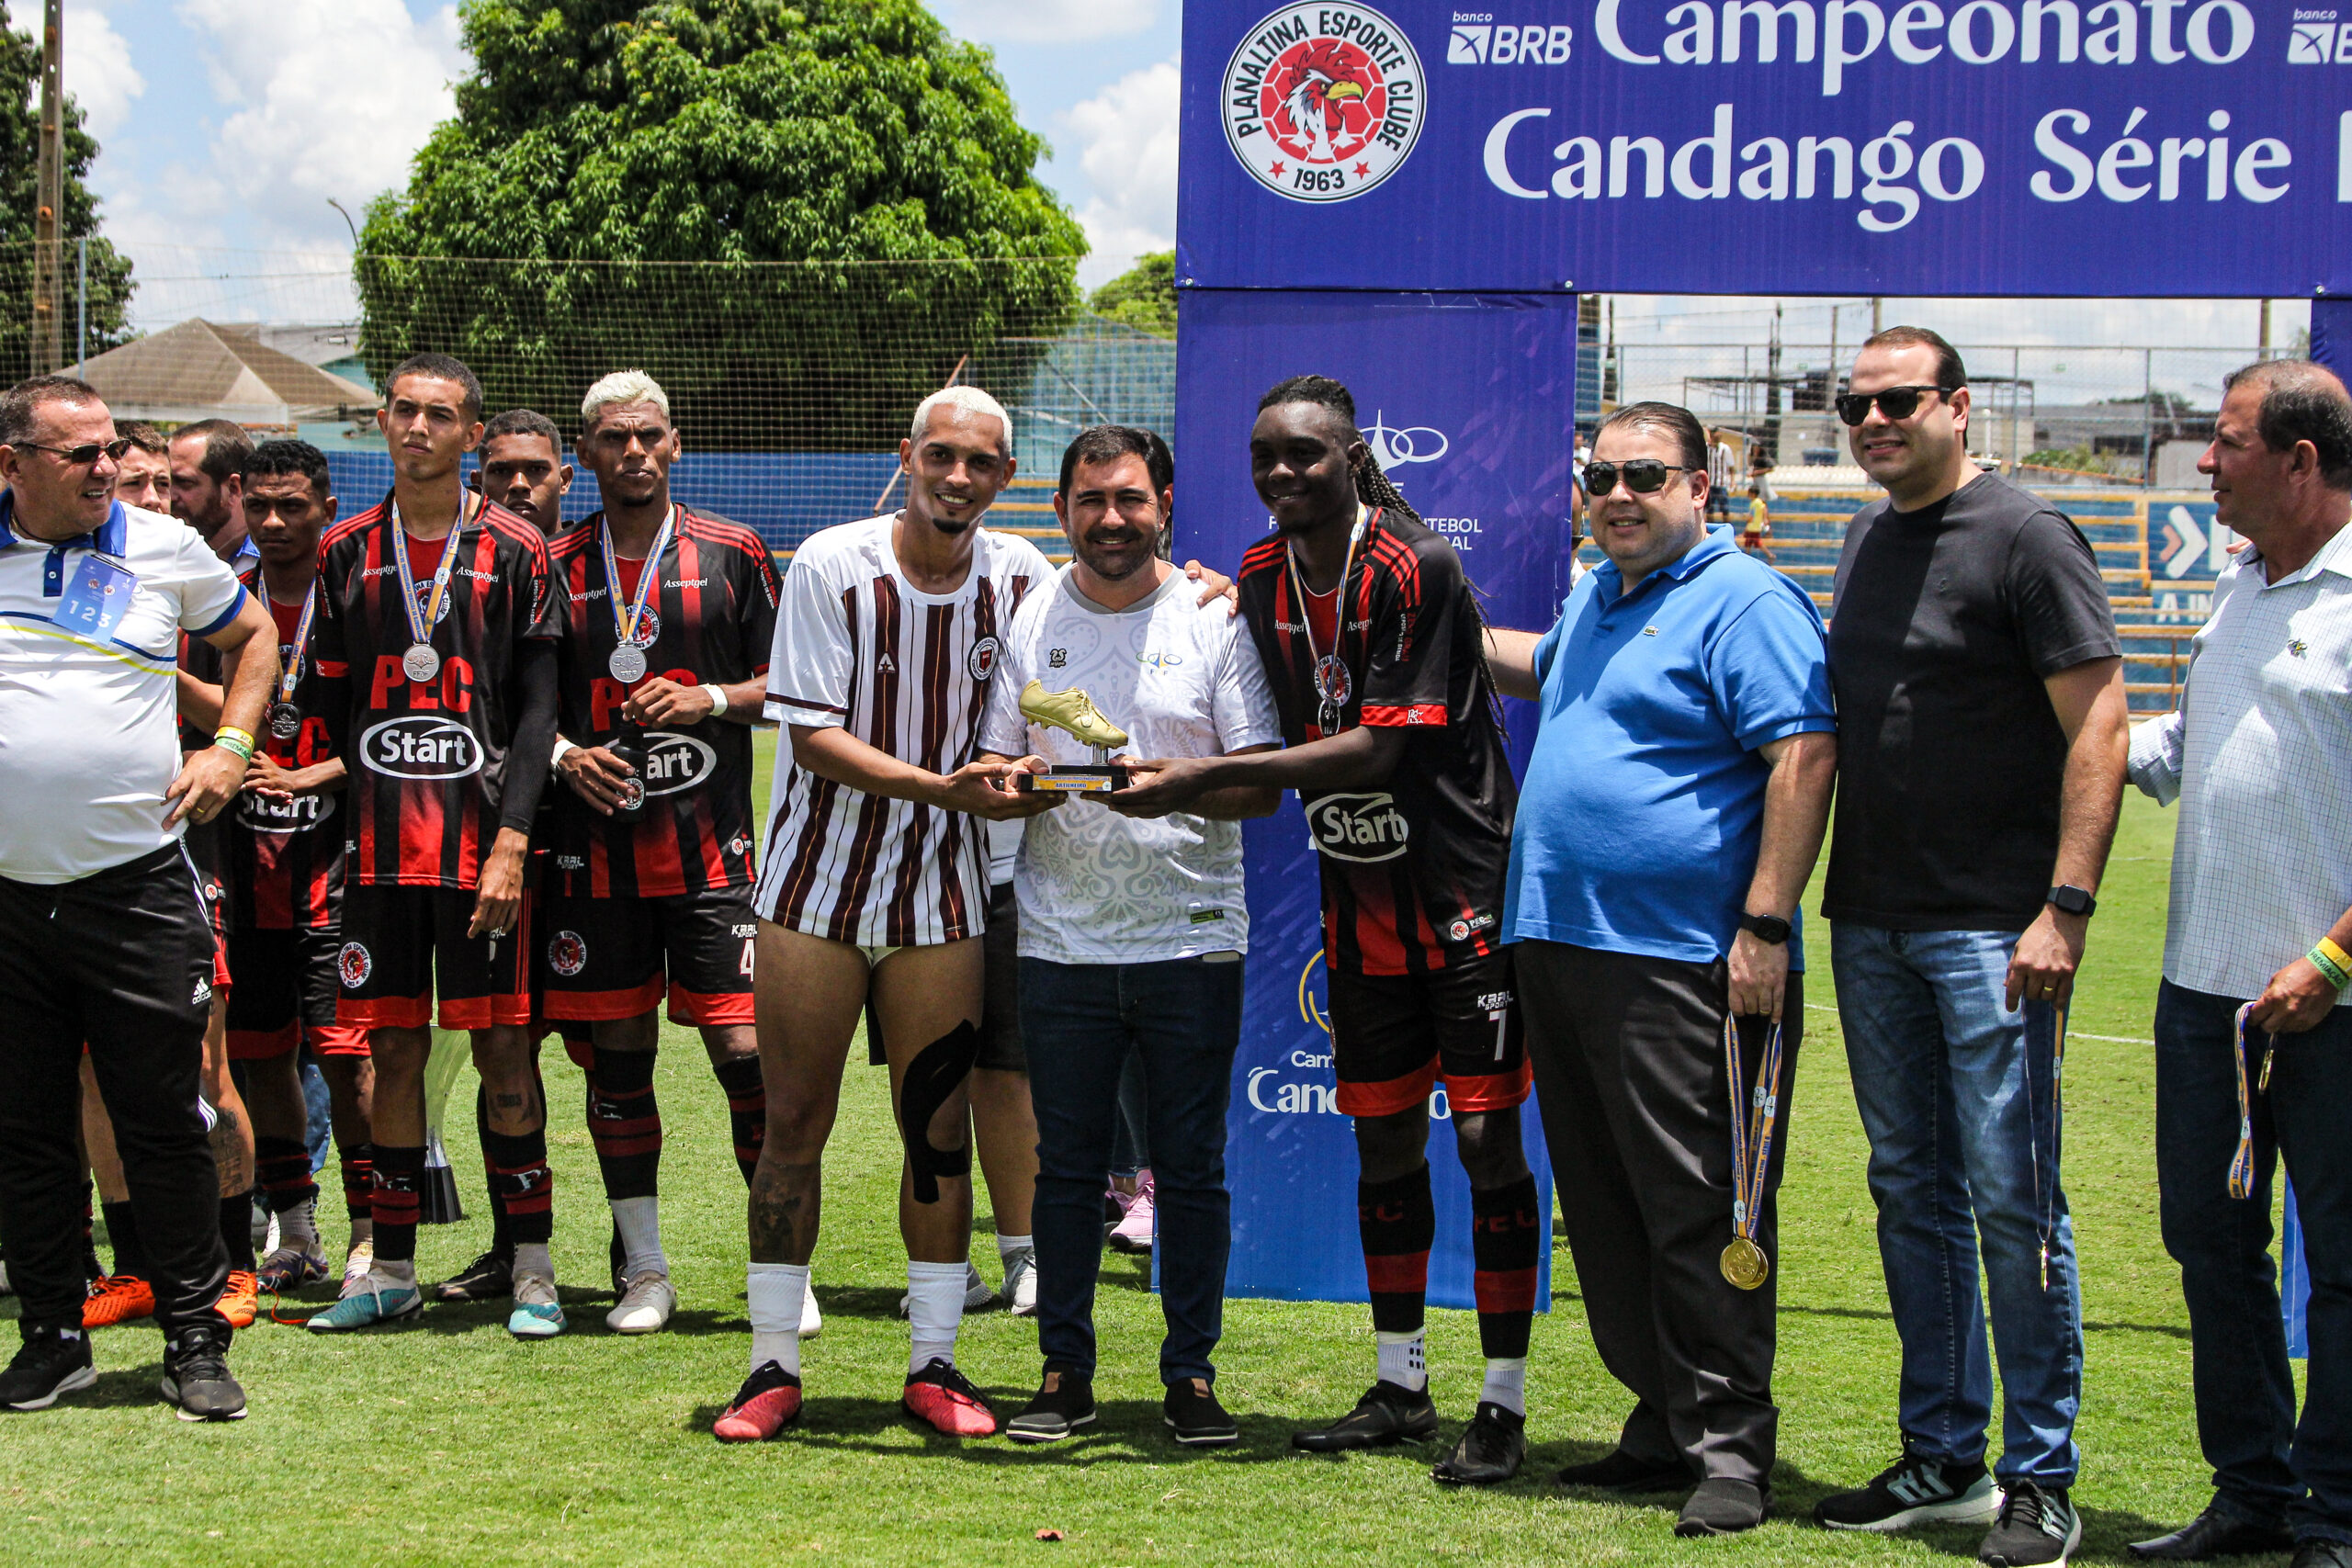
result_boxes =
[220,1193,256,1274]
[373,1144,425,1264]
[478,1083,512,1260]
[100,1199,150,1280]
[1358,1165,1435,1336]
[339,1145,373,1225]
[713,1056,765,1186]
[585,1048,661,1201]
[1470,1174,1543,1360]
[80,1181,102,1280]
[256,1134,319,1214]
[481,1125,555,1247]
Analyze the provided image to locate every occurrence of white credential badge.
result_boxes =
[1224,3,1425,203]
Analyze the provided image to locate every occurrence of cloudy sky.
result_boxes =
[38,0,2299,361]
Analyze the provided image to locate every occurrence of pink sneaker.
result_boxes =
[1108,1169,1155,1254]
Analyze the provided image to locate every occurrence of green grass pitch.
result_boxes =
[4,741,2263,1565]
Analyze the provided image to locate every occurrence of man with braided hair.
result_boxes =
[1116,374,1540,1486]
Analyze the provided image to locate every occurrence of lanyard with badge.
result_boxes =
[53,549,138,642]
[1285,505,1378,736]
[390,491,473,682]
[599,505,674,684]
[266,584,319,741]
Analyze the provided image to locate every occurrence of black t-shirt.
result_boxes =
[1236,508,1517,976]
[1824,471,2120,931]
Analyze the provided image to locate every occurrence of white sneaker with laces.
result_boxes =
[606,1269,677,1335]
[1004,1247,1037,1316]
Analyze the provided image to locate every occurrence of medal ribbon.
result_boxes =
[275,583,318,706]
[600,505,675,653]
[389,491,472,651]
[1284,505,1378,736]
[2229,1002,2267,1201]
[1723,1014,1788,1247]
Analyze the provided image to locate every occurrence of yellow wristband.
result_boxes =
[2321,938,2352,976]
[213,728,255,761]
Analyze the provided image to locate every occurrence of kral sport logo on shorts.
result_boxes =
[1223,3,1425,203]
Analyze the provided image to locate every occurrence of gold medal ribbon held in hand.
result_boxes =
[1720,1012,1788,1291]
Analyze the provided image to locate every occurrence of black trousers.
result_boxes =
[0,843,230,1340]
[1519,939,1801,1485]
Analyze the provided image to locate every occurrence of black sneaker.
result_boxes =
[1678,1478,1772,1536]
[1980,1480,2082,1567]
[1816,1440,2001,1531]
[2291,1542,2352,1568]
[432,1250,514,1303]
[1556,1449,1690,1491]
[160,1325,247,1422]
[1432,1401,1526,1485]
[1291,1380,1440,1451]
[0,1323,95,1410]
[1164,1380,1239,1446]
[1007,1371,1097,1443]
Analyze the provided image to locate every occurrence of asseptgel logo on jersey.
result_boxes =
[1306,791,1411,862]
[640,730,718,796]
[360,716,483,780]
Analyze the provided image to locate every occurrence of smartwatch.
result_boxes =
[1738,911,1792,945]
[2047,885,2098,919]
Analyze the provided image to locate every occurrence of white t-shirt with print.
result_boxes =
[980,566,1282,964]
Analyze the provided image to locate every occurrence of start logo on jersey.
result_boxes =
[359,716,484,780]
[1223,3,1424,203]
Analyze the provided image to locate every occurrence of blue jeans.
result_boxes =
[1020,953,1242,1385]
[1832,924,2083,1485]
[2157,980,2352,1543]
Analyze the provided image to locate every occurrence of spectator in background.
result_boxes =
[115,421,170,512]
[1707,428,1736,526]
[169,419,254,562]
[2124,361,2352,1568]
[1812,327,2127,1568]
[472,409,574,536]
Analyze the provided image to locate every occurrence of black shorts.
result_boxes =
[335,884,534,1032]
[537,885,756,1027]
[1326,949,1532,1119]
[865,879,1023,1072]
[224,923,370,1060]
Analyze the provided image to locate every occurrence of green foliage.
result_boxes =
[1087,249,1175,339]
[356,0,1086,448]
[0,1,135,378]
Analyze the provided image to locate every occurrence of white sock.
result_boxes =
[1376,1328,1429,1392]
[371,1258,417,1289]
[747,1262,808,1376]
[996,1233,1033,1264]
[1482,1357,1528,1416]
[514,1242,553,1283]
[279,1198,318,1249]
[611,1195,667,1280]
[907,1260,967,1374]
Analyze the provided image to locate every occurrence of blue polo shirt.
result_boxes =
[1503,526,1833,967]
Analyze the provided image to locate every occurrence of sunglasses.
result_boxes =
[1582,459,1690,496]
[16,437,136,466]
[1835,386,1956,427]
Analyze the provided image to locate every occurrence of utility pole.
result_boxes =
[2259,299,2273,358]
[30,0,64,376]
[1870,296,1882,335]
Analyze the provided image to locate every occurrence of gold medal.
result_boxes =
[1720,1236,1770,1291]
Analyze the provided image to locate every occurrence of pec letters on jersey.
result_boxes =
[1307,791,1410,862]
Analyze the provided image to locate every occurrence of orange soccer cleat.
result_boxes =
[82,1274,156,1328]
[713,1362,804,1443]
[903,1358,998,1438]
[218,1270,261,1329]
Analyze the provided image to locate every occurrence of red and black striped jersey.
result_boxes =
[313,494,561,890]
[546,506,782,897]
[1236,507,1517,978]
[226,567,344,930]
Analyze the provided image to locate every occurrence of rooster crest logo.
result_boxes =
[1224,4,1424,204]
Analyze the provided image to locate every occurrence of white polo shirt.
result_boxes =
[0,495,246,883]
[980,566,1282,964]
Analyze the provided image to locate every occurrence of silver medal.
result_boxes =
[404,643,441,682]
[268,703,300,741]
[608,644,647,683]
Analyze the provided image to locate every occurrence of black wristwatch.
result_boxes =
[1738,911,1792,945]
[2047,885,2098,919]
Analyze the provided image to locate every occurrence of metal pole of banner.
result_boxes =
[2143,347,2155,487]
[74,236,85,376]
[1871,296,1882,335]
[2260,299,2273,358]
[2011,347,2021,472]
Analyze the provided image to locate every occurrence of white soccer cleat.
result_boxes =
[1004,1247,1038,1317]
[606,1270,677,1335]
[799,1280,824,1338]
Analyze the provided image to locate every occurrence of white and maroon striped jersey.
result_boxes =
[756,513,1051,946]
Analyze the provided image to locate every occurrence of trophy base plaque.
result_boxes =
[1016,762,1130,794]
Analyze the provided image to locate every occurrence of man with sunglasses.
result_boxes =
[1812,328,2127,1568]
[1483,402,1835,1536]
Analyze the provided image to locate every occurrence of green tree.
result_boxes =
[0,2,135,377]
[357,0,1086,448]
[1086,250,1174,339]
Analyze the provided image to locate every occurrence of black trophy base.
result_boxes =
[1016,763,1131,794]
[420,1158,466,1225]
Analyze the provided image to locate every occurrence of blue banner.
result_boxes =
[1176,288,1576,1305]
[1179,0,2352,293]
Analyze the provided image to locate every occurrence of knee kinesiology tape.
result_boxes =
[896,1020,980,1204]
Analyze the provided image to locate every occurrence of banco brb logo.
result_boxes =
[1224,4,1425,203]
